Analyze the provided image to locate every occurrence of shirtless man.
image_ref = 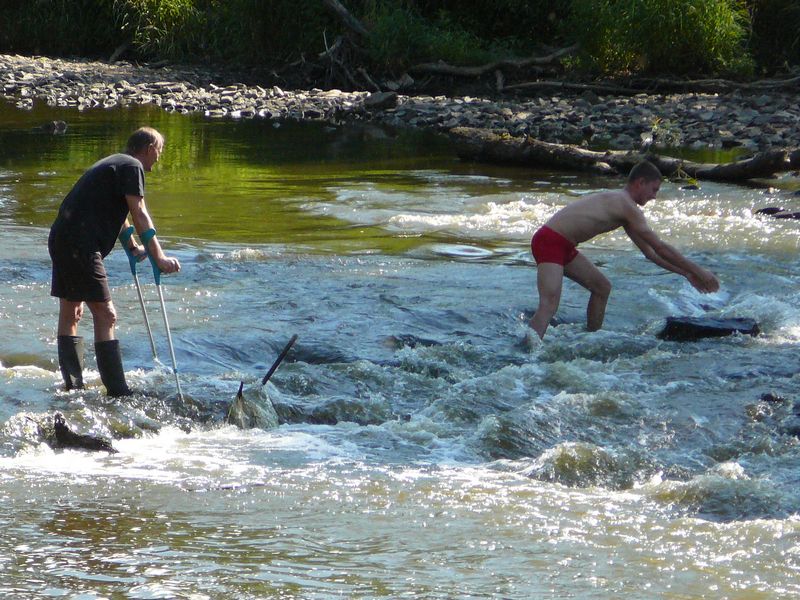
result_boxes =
[529,160,719,339]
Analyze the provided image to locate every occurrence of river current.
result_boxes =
[1,100,799,598]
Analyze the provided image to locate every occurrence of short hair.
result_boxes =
[126,127,164,154]
[628,160,662,183]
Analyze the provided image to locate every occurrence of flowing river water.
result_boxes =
[1,100,800,598]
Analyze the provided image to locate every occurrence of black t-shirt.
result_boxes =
[50,153,145,257]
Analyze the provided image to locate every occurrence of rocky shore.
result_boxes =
[2,53,799,153]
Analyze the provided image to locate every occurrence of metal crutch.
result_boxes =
[119,226,159,362]
[141,228,183,401]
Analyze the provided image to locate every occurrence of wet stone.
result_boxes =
[658,317,760,341]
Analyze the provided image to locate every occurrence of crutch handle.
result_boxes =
[118,226,140,275]
[140,228,163,285]
[146,254,162,285]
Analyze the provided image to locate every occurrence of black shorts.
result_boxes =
[49,233,111,303]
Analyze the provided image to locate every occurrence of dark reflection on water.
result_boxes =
[0,98,615,250]
[0,99,460,249]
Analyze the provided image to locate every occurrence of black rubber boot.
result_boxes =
[95,339,132,397]
[57,335,85,390]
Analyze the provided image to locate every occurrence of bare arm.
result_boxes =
[125,194,180,273]
[119,218,146,259]
[623,206,719,293]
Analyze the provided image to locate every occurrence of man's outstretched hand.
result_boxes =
[688,269,720,293]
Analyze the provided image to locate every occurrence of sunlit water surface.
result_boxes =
[1,100,800,598]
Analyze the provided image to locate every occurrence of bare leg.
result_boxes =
[586,289,609,331]
[529,262,564,339]
[85,300,118,342]
[58,299,84,336]
[56,300,87,389]
[563,253,611,332]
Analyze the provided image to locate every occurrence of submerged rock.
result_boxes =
[270,395,393,426]
[384,334,441,349]
[35,120,67,134]
[756,206,786,216]
[225,382,279,429]
[759,392,788,404]
[52,412,117,453]
[521,441,645,490]
[658,316,760,341]
[756,206,800,219]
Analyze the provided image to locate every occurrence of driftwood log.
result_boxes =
[505,73,800,96]
[409,45,578,79]
[630,73,800,93]
[449,127,800,182]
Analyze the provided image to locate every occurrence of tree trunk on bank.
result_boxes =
[449,127,800,182]
[321,0,370,38]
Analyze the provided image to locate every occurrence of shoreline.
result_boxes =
[2,53,799,155]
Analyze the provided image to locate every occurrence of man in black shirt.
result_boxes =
[49,127,180,396]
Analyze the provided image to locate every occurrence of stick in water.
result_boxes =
[262,334,298,386]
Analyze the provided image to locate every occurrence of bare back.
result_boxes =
[544,190,641,245]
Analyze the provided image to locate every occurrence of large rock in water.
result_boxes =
[225,382,279,429]
[658,316,760,341]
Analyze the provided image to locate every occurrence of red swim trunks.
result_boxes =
[531,225,578,266]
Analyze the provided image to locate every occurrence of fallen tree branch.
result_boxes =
[504,80,641,95]
[318,34,344,60]
[506,72,800,96]
[321,0,370,38]
[449,127,796,182]
[630,73,800,93]
[645,150,791,181]
[409,45,577,78]
[108,41,130,63]
[317,33,361,90]
[357,67,381,92]
[449,127,617,174]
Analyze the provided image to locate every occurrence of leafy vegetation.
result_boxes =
[747,0,800,70]
[0,0,117,56]
[0,0,796,79]
[114,0,204,58]
[567,0,753,76]
[363,2,498,70]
